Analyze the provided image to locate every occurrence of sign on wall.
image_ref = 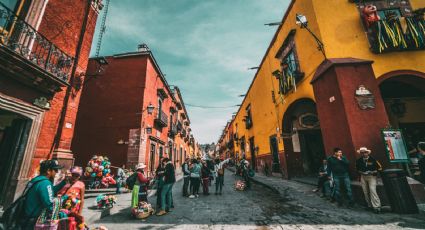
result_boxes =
[381,129,409,163]
[355,85,376,110]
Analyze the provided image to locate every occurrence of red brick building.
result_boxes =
[0,0,101,209]
[72,44,195,175]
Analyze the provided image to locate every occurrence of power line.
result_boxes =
[95,0,110,57]
[185,103,238,109]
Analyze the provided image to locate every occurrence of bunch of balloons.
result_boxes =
[84,155,112,179]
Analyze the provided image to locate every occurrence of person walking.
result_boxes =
[58,166,86,229]
[189,159,201,198]
[182,158,191,197]
[215,158,231,195]
[240,157,251,189]
[157,158,175,216]
[327,147,354,207]
[131,163,150,208]
[21,160,67,230]
[201,161,210,195]
[116,165,126,194]
[356,147,383,213]
[155,159,165,211]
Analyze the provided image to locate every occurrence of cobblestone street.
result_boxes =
[85,171,425,230]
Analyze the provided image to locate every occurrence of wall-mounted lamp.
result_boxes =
[146,126,153,134]
[117,139,125,145]
[146,103,155,115]
[295,13,326,59]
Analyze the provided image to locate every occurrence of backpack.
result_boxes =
[1,179,46,229]
[126,172,138,190]
[217,167,225,176]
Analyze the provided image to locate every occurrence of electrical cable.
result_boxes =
[185,103,238,109]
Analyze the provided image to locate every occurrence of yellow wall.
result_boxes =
[312,0,425,78]
[233,0,425,161]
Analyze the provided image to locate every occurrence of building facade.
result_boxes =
[0,0,101,208]
[72,45,195,175]
[229,0,425,180]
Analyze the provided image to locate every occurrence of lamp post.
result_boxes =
[295,14,326,59]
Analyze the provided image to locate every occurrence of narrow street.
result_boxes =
[86,171,425,230]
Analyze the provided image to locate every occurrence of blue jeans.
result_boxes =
[116,178,123,194]
[161,183,173,211]
[333,174,353,204]
[215,175,224,193]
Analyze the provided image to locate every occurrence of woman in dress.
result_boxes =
[131,163,150,208]
[58,166,86,229]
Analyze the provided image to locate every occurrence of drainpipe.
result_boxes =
[50,0,92,161]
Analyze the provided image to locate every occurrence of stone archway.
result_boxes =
[282,98,325,178]
[378,70,425,179]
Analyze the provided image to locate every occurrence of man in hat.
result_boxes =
[356,147,382,213]
[21,159,67,229]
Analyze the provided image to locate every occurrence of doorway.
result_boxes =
[249,137,256,171]
[0,109,32,207]
[149,143,156,173]
[269,135,281,173]
[298,130,326,175]
[379,73,425,179]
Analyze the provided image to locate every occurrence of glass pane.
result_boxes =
[1,0,20,11]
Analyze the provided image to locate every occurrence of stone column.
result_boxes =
[311,58,390,175]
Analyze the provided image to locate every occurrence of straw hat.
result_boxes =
[357,147,371,153]
[136,163,147,170]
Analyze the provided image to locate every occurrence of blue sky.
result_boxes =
[90,0,290,144]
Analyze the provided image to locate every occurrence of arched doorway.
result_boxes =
[282,99,326,178]
[379,72,425,178]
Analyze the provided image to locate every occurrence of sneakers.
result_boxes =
[373,208,381,214]
[195,194,199,198]
[189,195,195,199]
[312,188,319,193]
[156,210,167,216]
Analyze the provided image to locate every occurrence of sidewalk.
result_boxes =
[82,173,183,226]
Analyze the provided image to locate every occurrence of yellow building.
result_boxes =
[232,0,425,179]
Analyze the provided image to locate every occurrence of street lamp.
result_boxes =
[295,13,326,59]
[136,103,156,115]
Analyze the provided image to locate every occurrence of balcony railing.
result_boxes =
[168,123,177,137]
[0,2,74,83]
[367,16,425,53]
[154,110,168,127]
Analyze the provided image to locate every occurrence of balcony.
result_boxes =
[245,116,253,129]
[176,121,183,131]
[154,110,168,128]
[168,123,177,137]
[0,3,74,92]
[365,14,425,53]
[181,128,187,137]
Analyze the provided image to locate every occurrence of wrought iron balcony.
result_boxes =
[168,123,177,137]
[154,110,168,128]
[177,121,183,131]
[0,2,74,84]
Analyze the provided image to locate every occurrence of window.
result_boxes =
[355,0,425,53]
[275,30,304,95]
[245,105,253,129]
[0,0,29,34]
[278,50,303,94]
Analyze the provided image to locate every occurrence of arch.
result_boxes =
[378,70,425,84]
[282,98,317,134]
[281,98,325,178]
